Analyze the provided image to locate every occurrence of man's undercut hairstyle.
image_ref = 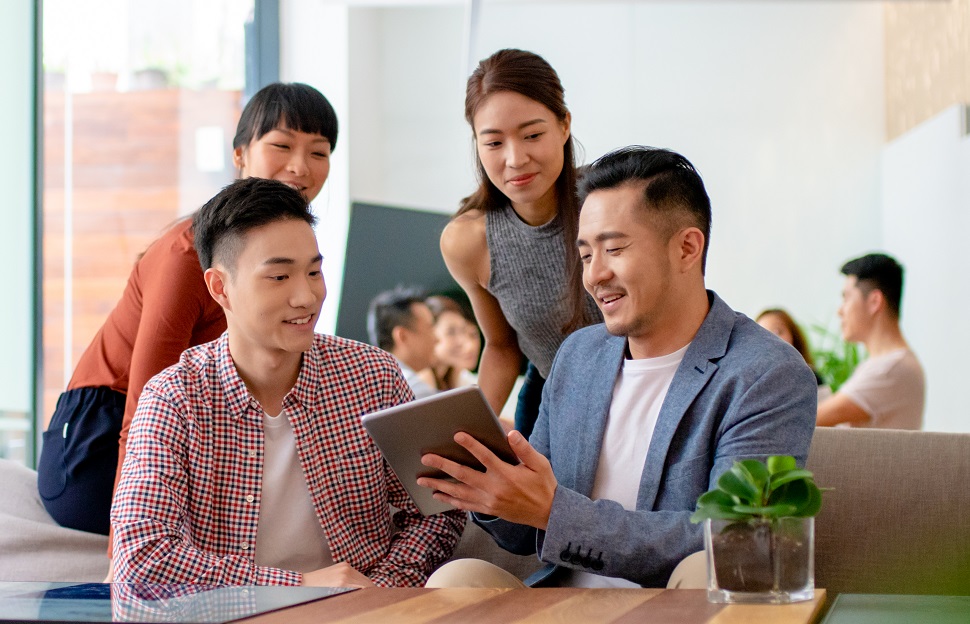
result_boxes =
[578,146,713,273]
[841,252,905,318]
[193,177,316,274]
[367,286,429,352]
[233,82,339,152]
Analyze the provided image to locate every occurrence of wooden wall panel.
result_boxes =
[41,87,241,426]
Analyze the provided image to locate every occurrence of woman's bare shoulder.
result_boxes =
[441,210,489,285]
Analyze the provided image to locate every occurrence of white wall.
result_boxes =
[339,0,885,329]
[283,1,968,430]
[882,105,970,432]
[280,2,352,333]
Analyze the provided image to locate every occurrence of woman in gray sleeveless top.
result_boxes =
[440,49,600,439]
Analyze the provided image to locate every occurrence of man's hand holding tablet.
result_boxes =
[418,428,558,530]
[362,386,552,518]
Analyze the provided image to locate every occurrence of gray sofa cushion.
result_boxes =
[0,459,109,582]
[807,427,970,595]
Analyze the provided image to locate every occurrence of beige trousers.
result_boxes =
[425,551,708,589]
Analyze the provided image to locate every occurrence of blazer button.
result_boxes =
[591,553,605,571]
[560,543,574,563]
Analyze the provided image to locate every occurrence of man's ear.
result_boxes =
[865,288,886,315]
[204,266,232,311]
[673,227,705,273]
[390,325,408,353]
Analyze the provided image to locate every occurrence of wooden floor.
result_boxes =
[242,587,827,624]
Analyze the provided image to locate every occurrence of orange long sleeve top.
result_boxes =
[67,217,227,498]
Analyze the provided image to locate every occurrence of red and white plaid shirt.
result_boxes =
[111,332,465,587]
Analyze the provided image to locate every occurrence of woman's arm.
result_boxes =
[440,214,522,414]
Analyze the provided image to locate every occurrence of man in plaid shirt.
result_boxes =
[110,178,465,587]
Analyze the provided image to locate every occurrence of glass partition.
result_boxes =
[40,0,254,435]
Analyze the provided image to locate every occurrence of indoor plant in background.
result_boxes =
[691,456,823,604]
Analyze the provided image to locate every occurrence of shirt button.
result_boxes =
[249,450,257,458]
[245,495,255,503]
[241,543,250,551]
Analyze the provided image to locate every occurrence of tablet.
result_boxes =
[361,385,517,515]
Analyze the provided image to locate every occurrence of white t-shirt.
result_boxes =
[254,408,333,572]
[565,344,688,588]
[839,348,925,430]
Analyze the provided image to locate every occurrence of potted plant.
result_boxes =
[691,455,823,604]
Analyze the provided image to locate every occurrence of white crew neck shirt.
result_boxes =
[565,344,688,589]
[254,408,333,572]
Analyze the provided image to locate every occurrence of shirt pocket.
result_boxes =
[330,449,387,509]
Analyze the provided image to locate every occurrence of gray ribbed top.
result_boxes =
[486,204,601,378]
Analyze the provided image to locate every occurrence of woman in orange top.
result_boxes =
[37,82,338,535]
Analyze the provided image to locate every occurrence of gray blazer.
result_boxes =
[476,291,817,587]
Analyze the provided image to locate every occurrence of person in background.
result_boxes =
[367,287,439,400]
[38,82,338,536]
[420,295,482,392]
[756,308,831,400]
[111,178,464,586]
[440,48,601,441]
[817,253,925,429]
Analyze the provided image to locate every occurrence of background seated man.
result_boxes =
[419,146,817,588]
[367,287,439,400]
[817,252,925,430]
[111,178,464,587]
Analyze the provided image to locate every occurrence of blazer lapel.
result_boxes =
[637,292,734,509]
[568,333,626,497]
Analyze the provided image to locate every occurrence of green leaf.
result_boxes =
[690,504,750,523]
[793,481,823,517]
[732,503,798,517]
[767,455,796,475]
[697,489,738,508]
[718,469,760,504]
[767,469,815,494]
[768,479,810,509]
[737,459,770,489]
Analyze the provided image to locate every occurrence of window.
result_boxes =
[40,0,254,437]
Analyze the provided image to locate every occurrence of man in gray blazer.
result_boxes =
[419,146,817,588]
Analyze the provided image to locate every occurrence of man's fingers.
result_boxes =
[506,430,548,469]
[453,431,519,472]
[420,452,485,487]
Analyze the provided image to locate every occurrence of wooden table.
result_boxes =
[242,588,828,624]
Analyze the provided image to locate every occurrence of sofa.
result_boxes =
[3,427,969,595]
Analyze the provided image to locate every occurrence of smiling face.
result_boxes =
[472,90,570,220]
[233,125,331,202]
[433,310,482,372]
[209,217,325,368]
[578,184,686,357]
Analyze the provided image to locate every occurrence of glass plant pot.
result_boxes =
[704,516,814,604]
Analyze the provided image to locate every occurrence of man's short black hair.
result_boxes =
[367,286,428,352]
[193,177,316,274]
[578,145,712,273]
[841,252,905,317]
